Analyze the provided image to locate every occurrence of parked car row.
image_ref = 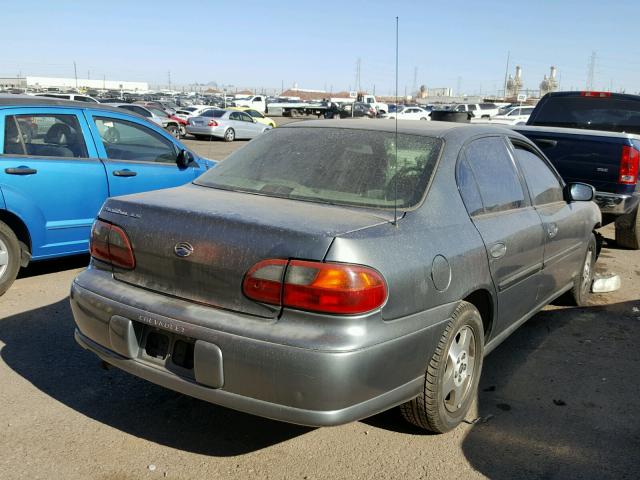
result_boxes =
[2,89,637,439]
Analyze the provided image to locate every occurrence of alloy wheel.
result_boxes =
[442,325,476,413]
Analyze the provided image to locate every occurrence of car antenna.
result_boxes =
[393,16,399,226]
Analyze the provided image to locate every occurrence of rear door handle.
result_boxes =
[5,167,38,175]
[489,242,507,259]
[113,169,137,177]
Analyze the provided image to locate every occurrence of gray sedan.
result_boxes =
[186,108,271,141]
[70,120,600,433]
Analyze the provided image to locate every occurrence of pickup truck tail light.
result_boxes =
[243,259,387,315]
[90,219,136,270]
[207,120,219,127]
[619,145,639,185]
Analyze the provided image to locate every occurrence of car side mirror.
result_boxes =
[177,149,194,169]
[566,182,595,202]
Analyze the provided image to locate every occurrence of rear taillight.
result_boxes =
[619,145,639,185]
[207,120,218,127]
[90,219,136,269]
[243,259,387,315]
[581,91,612,97]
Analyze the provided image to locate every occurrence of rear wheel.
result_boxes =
[0,221,21,296]
[224,128,235,142]
[570,233,597,306]
[420,117,427,121]
[615,208,640,249]
[400,301,484,433]
[178,125,187,138]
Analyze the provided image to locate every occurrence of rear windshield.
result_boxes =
[195,127,442,209]
[530,96,640,134]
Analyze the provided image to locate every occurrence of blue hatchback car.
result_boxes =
[0,95,215,295]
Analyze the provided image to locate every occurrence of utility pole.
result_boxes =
[587,51,596,90]
[103,74,106,90]
[168,70,172,91]
[502,51,510,99]
[355,58,361,93]
[412,66,418,95]
[73,61,78,89]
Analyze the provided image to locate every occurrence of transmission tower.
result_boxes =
[586,51,596,90]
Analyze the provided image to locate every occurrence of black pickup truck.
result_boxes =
[515,91,640,248]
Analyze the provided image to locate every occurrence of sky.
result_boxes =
[2,0,639,96]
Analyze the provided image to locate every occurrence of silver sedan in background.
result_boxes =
[186,109,271,141]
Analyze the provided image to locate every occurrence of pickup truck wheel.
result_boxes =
[165,124,180,139]
[570,233,597,306]
[0,221,21,296]
[224,128,235,142]
[614,209,640,249]
[399,301,484,433]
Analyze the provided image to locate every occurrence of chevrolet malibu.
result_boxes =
[70,120,600,433]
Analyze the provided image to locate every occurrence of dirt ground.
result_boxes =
[1,125,639,479]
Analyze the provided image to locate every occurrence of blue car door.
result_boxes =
[0,107,107,259]
[84,110,203,197]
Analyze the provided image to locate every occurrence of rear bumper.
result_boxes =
[595,191,640,215]
[70,271,451,426]
[185,125,225,138]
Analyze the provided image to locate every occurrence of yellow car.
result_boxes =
[227,106,277,128]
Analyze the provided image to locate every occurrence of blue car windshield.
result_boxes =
[195,127,443,209]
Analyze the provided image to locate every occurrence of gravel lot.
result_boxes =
[1,119,639,479]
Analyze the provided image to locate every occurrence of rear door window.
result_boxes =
[464,137,527,213]
[93,116,177,163]
[3,114,88,158]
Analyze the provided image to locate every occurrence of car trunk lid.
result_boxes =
[98,184,391,318]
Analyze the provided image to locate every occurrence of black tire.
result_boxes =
[400,301,484,433]
[0,220,21,296]
[224,128,235,142]
[165,124,180,139]
[614,208,640,250]
[570,233,597,306]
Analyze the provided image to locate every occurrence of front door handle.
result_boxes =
[489,242,507,259]
[113,169,137,177]
[547,223,559,238]
[5,167,38,175]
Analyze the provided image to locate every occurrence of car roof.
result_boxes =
[283,119,519,140]
[0,94,127,115]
